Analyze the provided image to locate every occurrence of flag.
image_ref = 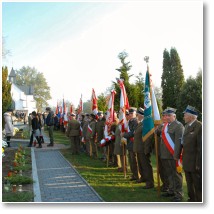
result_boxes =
[100,90,116,147]
[117,78,129,133]
[70,104,73,114]
[142,67,160,141]
[55,102,61,118]
[104,90,116,137]
[91,88,98,116]
[62,98,68,126]
[78,94,83,114]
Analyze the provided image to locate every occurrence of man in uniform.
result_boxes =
[160,107,184,202]
[155,109,169,192]
[122,107,139,181]
[96,111,106,159]
[87,113,97,158]
[66,113,81,155]
[182,105,202,202]
[46,107,55,147]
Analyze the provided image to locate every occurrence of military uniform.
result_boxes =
[114,124,126,171]
[66,117,80,154]
[87,116,97,157]
[182,105,202,202]
[156,123,169,191]
[160,119,184,200]
[124,115,139,180]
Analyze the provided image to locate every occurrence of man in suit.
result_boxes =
[182,105,202,202]
[46,107,55,147]
[160,107,184,202]
[66,113,80,154]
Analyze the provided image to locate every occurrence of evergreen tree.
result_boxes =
[135,72,145,108]
[177,69,202,121]
[97,93,108,113]
[113,51,137,111]
[161,47,185,111]
[2,66,12,127]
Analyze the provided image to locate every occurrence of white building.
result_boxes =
[9,68,37,115]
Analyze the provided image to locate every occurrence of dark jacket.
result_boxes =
[123,118,138,151]
[46,111,54,126]
[160,120,184,159]
[182,120,202,172]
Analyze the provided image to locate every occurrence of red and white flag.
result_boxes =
[117,79,129,133]
[78,94,83,114]
[91,88,98,117]
[101,90,116,147]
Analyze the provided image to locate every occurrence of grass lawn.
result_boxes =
[53,130,188,202]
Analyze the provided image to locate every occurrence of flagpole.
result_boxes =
[144,56,161,197]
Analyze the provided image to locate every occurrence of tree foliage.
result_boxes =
[113,51,139,111]
[177,69,202,121]
[15,66,51,112]
[2,66,12,127]
[97,93,108,113]
[161,47,185,111]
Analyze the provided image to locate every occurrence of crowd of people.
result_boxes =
[39,104,202,202]
[3,104,202,202]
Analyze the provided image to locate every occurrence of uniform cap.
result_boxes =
[183,105,199,116]
[165,107,177,114]
[137,107,144,115]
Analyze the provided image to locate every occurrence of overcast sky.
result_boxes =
[2,1,203,108]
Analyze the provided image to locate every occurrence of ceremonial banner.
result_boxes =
[78,94,83,114]
[100,90,116,147]
[142,69,155,141]
[117,79,129,133]
[62,98,68,127]
[91,88,98,117]
[55,102,61,118]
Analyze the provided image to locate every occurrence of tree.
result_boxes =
[161,47,185,111]
[113,51,138,111]
[15,66,51,112]
[83,100,92,113]
[134,72,145,108]
[177,69,202,121]
[2,66,12,127]
[97,93,108,113]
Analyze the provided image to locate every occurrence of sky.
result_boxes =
[2,0,203,108]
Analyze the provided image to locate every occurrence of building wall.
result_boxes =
[11,83,37,114]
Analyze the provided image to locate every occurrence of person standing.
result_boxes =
[182,105,202,202]
[66,113,81,154]
[122,108,139,181]
[96,111,106,159]
[28,111,42,148]
[160,107,184,202]
[87,114,97,158]
[46,107,54,147]
[3,108,14,147]
[155,110,169,192]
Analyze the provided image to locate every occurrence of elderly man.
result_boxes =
[66,113,81,155]
[160,107,184,202]
[182,105,202,202]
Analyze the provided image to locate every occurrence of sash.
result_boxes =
[87,124,92,133]
[162,123,183,173]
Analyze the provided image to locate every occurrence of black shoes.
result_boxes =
[47,143,54,147]
[36,145,42,148]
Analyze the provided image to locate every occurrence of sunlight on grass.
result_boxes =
[52,129,188,202]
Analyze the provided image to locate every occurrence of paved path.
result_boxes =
[33,149,103,202]
[9,123,103,202]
